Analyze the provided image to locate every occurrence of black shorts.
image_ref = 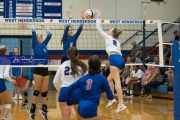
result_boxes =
[61,56,69,64]
[34,67,48,76]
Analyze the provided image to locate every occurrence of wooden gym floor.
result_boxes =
[5,88,173,120]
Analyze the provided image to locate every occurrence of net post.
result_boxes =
[142,20,146,65]
[172,40,180,120]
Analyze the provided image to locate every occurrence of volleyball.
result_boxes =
[85,9,96,19]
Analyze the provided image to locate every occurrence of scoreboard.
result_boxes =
[0,0,62,19]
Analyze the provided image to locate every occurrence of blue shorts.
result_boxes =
[109,54,125,70]
[58,87,81,104]
[78,100,98,118]
[0,79,7,93]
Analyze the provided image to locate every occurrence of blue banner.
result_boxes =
[0,55,47,65]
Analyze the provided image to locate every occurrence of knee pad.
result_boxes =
[41,91,48,97]
[115,84,121,89]
[33,90,40,96]
[4,104,11,109]
[23,92,28,96]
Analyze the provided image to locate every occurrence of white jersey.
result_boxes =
[53,60,83,91]
[132,69,144,79]
[96,14,122,56]
[0,65,12,82]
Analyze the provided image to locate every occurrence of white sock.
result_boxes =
[130,90,133,95]
[119,100,123,105]
[127,90,129,93]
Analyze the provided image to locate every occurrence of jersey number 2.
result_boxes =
[113,40,117,46]
[64,66,73,75]
[86,79,93,90]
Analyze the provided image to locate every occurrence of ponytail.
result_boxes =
[113,28,122,39]
[67,47,87,77]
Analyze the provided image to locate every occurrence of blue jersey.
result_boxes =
[62,24,83,58]
[31,25,52,65]
[66,73,114,106]
[12,67,21,77]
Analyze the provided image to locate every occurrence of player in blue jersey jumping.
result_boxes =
[65,55,114,120]
[95,9,127,113]
[29,23,52,120]
[61,11,86,64]
[53,47,87,120]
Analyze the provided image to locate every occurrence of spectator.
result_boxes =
[136,48,143,61]
[125,65,144,98]
[153,56,166,75]
[121,66,130,89]
[126,56,131,63]
[174,30,179,40]
[131,40,141,57]
[141,64,152,96]
[102,60,110,78]
[129,54,142,63]
[129,54,145,72]
[163,44,171,65]
[144,63,163,99]
[165,68,173,87]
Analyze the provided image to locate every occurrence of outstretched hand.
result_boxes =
[39,23,45,28]
[80,10,86,19]
[94,9,101,14]
[67,11,73,19]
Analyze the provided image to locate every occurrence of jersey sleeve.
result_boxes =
[102,76,114,100]
[96,14,108,38]
[31,25,37,48]
[74,24,83,41]
[137,70,144,79]
[66,79,81,106]
[4,65,12,82]
[53,66,62,92]
[62,24,70,43]
[43,27,52,45]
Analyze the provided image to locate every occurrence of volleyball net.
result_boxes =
[0,18,179,70]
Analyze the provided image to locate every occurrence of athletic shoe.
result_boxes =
[39,109,48,120]
[22,100,28,107]
[19,95,23,100]
[115,104,127,113]
[12,95,18,100]
[29,110,35,120]
[124,93,133,98]
[106,99,117,109]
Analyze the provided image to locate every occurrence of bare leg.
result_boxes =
[0,90,11,119]
[73,104,83,120]
[59,102,71,120]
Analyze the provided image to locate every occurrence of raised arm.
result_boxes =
[102,77,114,100]
[74,24,83,40]
[66,79,81,106]
[62,24,70,43]
[95,9,108,38]
[40,23,52,45]
[53,66,62,92]
[29,23,37,48]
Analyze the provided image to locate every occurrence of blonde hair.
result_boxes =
[0,45,8,55]
[113,28,122,39]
